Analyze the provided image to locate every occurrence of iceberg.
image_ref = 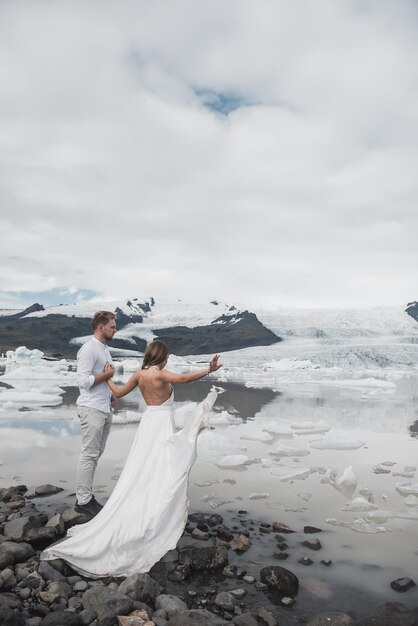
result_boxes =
[216,454,249,467]
[270,444,310,457]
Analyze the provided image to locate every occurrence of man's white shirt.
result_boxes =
[76,337,114,413]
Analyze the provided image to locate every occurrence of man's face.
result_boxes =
[101,319,117,341]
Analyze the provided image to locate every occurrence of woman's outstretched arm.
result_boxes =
[106,368,139,398]
[159,355,222,384]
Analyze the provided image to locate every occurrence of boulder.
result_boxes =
[178,544,228,570]
[0,541,35,568]
[260,566,299,597]
[0,606,25,626]
[37,561,67,583]
[118,574,161,605]
[35,485,64,497]
[40,611,81,625]
[82,586,133,626]
[356,601,417,626]
[188,514,223,527]
[167,609,230,626]
[155,594,188,618]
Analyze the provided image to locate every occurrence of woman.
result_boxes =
[41,340,222,578]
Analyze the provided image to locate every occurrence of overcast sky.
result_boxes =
[1,0,417,310]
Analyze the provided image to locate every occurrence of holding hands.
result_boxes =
[104,362,115,379]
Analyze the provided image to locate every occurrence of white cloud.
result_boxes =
[1,0,417,308]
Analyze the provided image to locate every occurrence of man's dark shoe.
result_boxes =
[90,495,103,513]
[75,498,98,517]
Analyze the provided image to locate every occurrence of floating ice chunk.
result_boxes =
[332,466,357,499]
[297,492,312,501]
[310,437,365,450]
[195,479,219,487]
[324,378,396,389]
[351,518,388,534]
[2,401,15,409]
[249,492,270,500]
[209,410,240,426]
[367,509,418,522]
[396,482,418,496]
[264,358,319,370]
[342,497,378,512]
[291,420,331,435]
[216,454,249,468]
[209,498,234,509]
[373,465,391,474]
[260,422,294,437]
[2,364,75,384]
[270,444,310,457]
[240,425,274,442]
[326,518,351,528]
[197,431,246,461]
[279,468,311,482]
[0,389,63,407]
[404,495,418,508]
[320,468,338,484]
[5,346,44,363]
[393,471,415,478]
[380,461,396,466]
[200,494,214,502]
[358,487,374,503]
[118,358,141,372]
[112,411,142,425]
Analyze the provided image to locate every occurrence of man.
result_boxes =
[75,311,117,517]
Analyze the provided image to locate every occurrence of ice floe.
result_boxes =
[270,444,310,457]
[216,454,249,468]
[112,411,142,425]
[248,492,270,499]
[239,424,274,442]
[367,509,418,522]
[395,482,418,495]
[0,388,63,408]
[271,468,311,482]
[309,437,365,450]
[342,497,378,512]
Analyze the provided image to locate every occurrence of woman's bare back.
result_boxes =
[137,367,173,406]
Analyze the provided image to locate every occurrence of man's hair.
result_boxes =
[142,340,170,369]
[92,311,116,331]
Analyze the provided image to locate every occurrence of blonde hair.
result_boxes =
[142,340,169,370]
[92,311,116,331]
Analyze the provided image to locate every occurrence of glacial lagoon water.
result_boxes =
[1,336,418,619]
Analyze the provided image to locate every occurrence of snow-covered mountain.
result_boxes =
[0,297,280,358]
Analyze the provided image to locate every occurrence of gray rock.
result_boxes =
[167,609,230,626]
[61,509,90,529]
[304,525,322,534]
[1,485,28,502]
[178,543,228,570]
[306,613,353,626]
[0,542,35,568]
[25,527,57,547]
[302,538,322,551]
[46,581,73,599]
[0,606,25,626]
[73,581,88,592]
[188,513,223,527]
[0,568,17,589]
[0,591,21,609]
[3,517,43,541]
[232,614,258,626]
[230,589,247,599]
[214,591,236,611]
[155,594,188,618]
[118,573,161,604]
[26,618,42,626]
[68,596,84,610]
[257,608,278,626]
[191,528,210,541]
[18,587,30,600]
[260,566,299,597]
[82,586,133,626]
[34,485,63,497]
[37,561,67,583]
[78,609,96,625]
[153,617,168,626]
[390,577,416,593]
[356,601,417,626]
[45,514,65,536]
[40,611,81,625]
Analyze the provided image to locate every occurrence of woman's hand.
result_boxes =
[104,362,115,379]
[208,355,222,373]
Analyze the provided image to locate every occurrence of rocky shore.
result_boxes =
[0,483,417,626]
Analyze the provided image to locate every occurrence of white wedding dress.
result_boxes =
[41,387,217,578]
